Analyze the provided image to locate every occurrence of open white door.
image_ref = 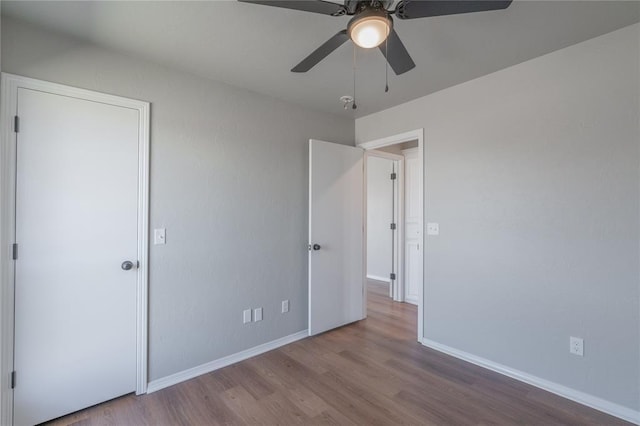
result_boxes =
[308,140,364,336]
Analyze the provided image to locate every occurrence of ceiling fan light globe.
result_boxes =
[348,14,391,49]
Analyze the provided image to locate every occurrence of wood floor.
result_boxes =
[46,282,630,425]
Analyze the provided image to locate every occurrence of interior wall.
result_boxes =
[1,17,354,382]
[356,23,640,412]
[366,155,393,282]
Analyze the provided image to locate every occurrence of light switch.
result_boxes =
[154,228,166,245]
[427,223,439,236]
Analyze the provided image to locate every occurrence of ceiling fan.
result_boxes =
[238,0,513,75]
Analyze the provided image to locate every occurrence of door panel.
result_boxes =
[309,140,364,336]
[403,150,422,305]
[14,88,139,425]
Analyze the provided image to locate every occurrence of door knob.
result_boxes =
[312,244,321,251]
[121,260,135,271]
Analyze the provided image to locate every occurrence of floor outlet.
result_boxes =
[282,300,290,313]
[254,307,263,322]
[569,336,584,356]
[243,309,252,324]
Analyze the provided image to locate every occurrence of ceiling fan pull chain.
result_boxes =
[385,34,389,93]
[352,45,358,110]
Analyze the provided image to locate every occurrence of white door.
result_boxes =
[13,87,139,425]
[308,140,364,336]
[403,149,423,305]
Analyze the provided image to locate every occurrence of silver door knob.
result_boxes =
[121,261,135,271]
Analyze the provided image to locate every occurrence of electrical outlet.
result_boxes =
[427,223,439,236]
[282,300,289,313]
[254,307,263,322]
[570,336,584,356]
[243,309,252,324]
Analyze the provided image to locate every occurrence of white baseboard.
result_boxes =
[147,329,308,394]
[420,338,640,425]
[367,274,391,283]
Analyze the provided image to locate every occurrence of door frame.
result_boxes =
[364,150,404,301]
[358,129,424,342]
[0,73,150,425]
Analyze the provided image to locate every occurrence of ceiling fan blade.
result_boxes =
[379,29,415,75]
[395,0,512,19]
[238,0,346,16]
[292,29,350,72]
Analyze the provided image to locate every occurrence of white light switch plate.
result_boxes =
[427,223,439,236]
[154,228,166,245]
[243,309,252,324]
[282,300,289,313]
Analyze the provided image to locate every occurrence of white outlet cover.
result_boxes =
[254,307,263,322]
[570,336,584,356]
[243,309,252,324]
[427,223,439,236]
[282,300,290,313]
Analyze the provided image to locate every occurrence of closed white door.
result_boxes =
[403,149,423,305]
[308,140,364,336]
[14,87,139,425]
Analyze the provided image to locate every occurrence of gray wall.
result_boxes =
[357,24,640,411]
[366,155,393,281]
[1,17,354,382]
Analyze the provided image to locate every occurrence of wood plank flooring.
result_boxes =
[46,282,630,425]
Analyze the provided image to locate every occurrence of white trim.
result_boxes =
[135,87,150,396]
[147,330,309,394]
[358,129,422,151]
[365,150,404,162]
[421,338,640,425]
[0,72,18,426]
[366,274,391,283]
[0,73,150,423]
[393,158,405,302]
[358,129,424,342]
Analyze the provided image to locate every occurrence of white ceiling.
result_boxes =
[2,1,639,117]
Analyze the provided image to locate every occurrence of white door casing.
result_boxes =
[357,129,424,343]
[308,139,364,336]
[0,74,149,425]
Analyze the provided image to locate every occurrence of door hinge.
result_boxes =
[10,371,15,389]
[390,272,396,281]
[390,223,396,230]
[13,116,19,133]
[390,172,397,180]
[12,243,18,260]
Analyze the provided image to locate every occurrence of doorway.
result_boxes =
[360,130,424,342]
[0,74,150,425]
